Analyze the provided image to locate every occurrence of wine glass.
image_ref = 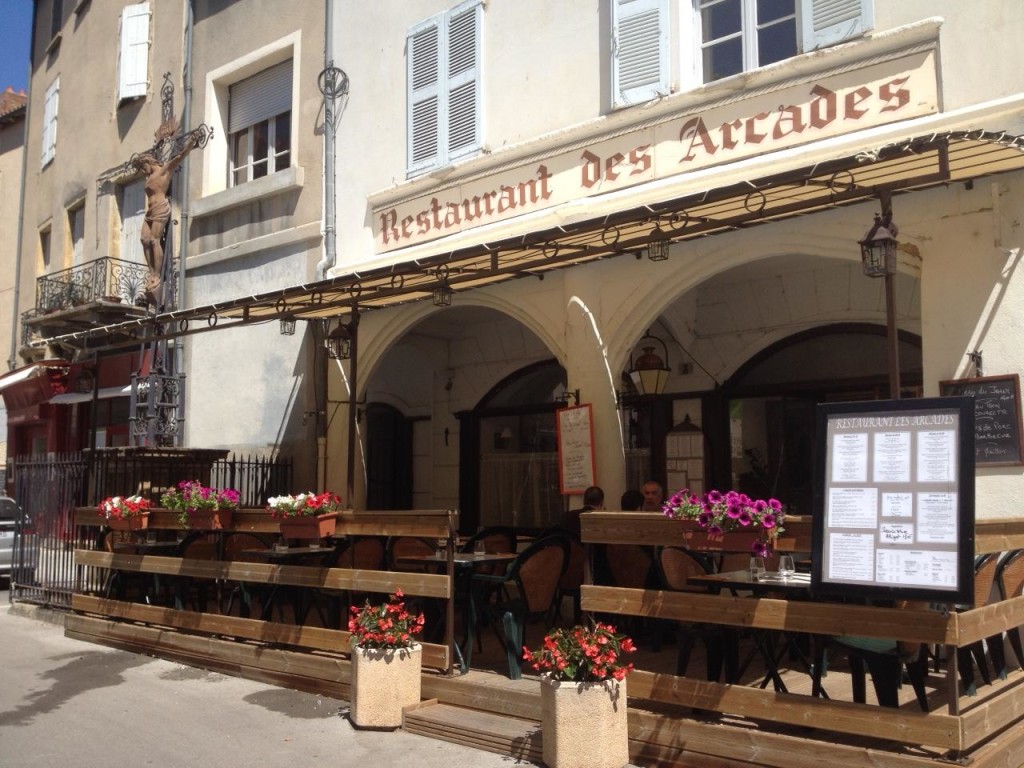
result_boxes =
[749,556,766,581]
[778,555,796,580]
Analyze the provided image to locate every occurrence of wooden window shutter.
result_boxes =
[41,78,59,167]
[446,1,481,160]
[408,18,441,173]
[118,2,151,101]
[801,0,873,51]
[612,0,669,108]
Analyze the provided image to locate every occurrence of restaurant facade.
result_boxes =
[6,0,1024,529]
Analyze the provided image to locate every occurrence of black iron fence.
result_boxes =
[7,451,293,609]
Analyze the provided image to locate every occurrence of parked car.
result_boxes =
[0,496,34,585]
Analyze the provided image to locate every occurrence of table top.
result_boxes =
[240,545,335,560]
[687,569,812,595]
[401,552,517,566]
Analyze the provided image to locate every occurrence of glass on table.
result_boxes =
[749,556,766,581]
[778,554,796,580]
[473,539,486,555]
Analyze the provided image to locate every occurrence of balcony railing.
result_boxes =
[35,257,149,314]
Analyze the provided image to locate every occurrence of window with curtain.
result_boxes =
[611,0,873,106]
[407,0,482,176]
[228,60,292,187]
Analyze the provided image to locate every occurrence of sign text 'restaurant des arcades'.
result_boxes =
[373,51,938,253]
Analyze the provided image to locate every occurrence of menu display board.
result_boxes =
[556,404,596,495]
[939,374,1023,466]
[811,397,975,604]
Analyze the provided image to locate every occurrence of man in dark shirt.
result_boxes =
[562,485,604,537]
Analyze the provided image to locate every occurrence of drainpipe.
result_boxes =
[317,0,346,280]
[7,4,36,371]
[174,0,195,380]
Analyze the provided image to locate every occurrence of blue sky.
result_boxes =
[1,0,34,94]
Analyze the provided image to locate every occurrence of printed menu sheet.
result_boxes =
[819,405,966,596]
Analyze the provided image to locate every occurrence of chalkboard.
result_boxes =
[556,404,596,495]
[939,374,1023,466]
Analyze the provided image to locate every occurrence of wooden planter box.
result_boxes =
[183,508,234,530]
[278,512,337,541]
[675,521,763,552]
[106,512,150,531]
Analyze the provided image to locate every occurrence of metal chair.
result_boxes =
[997,548,1024,669]
[655,546,729,680]
[470,534,569,679]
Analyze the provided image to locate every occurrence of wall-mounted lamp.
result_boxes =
[554,388,581,407]
[647,223,670,262]
[967,350,984,377]
[325,315,356,359]
[74,369,95,395]
[432,265,453,307]
[628,331,670,395]
[859,212,899,277]
[279,317,297,336]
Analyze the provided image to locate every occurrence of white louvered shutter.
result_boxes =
[408,18,441,173]
[41,78,59,167]
[118,2,151,100]
[446,1,481,161]
[229,60,292,133]
[612,0,669,108]
[120,179,146,294]
[801,0,873,51]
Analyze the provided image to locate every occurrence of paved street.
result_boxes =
[0,595,524,768]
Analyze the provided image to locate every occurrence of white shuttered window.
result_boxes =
[41,78,59,168]
[407,0,482,176]
[611,0,872,106]
[118,2,151,101]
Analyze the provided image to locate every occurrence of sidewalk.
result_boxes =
[0,599,528,768]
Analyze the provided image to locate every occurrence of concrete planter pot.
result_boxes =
[540,676,628,768]
[350,643,422,729]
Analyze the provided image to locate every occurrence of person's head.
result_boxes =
[641,481,664,510]
[582,485,604,510]
[620,489,643,511]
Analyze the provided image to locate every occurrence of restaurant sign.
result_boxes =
[374,51,937,253]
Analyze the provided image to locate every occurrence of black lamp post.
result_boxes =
[858,192,901,399]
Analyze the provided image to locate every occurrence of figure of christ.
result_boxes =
[131,126,200,307]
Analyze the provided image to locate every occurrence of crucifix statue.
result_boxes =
[128,75,212,309]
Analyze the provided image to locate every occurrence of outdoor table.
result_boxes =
[239,545,336,623]
[105,538,182,605]
[687,570,815,692]
[400,551,517,672]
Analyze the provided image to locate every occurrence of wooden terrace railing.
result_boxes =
[579,512,1024,756]
[70,507,459,675]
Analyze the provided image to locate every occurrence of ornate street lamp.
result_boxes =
[858,196,901,398]
[647,223,670,262]
[859,213,899,277]
[628,331,671,395]
[325,317,354,359]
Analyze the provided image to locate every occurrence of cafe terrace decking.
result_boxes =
[67,509,1024,768]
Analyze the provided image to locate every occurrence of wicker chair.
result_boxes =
[470,534,569,679]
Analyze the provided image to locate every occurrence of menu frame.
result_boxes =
[811,397,975,604]
[556,403,597,495]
